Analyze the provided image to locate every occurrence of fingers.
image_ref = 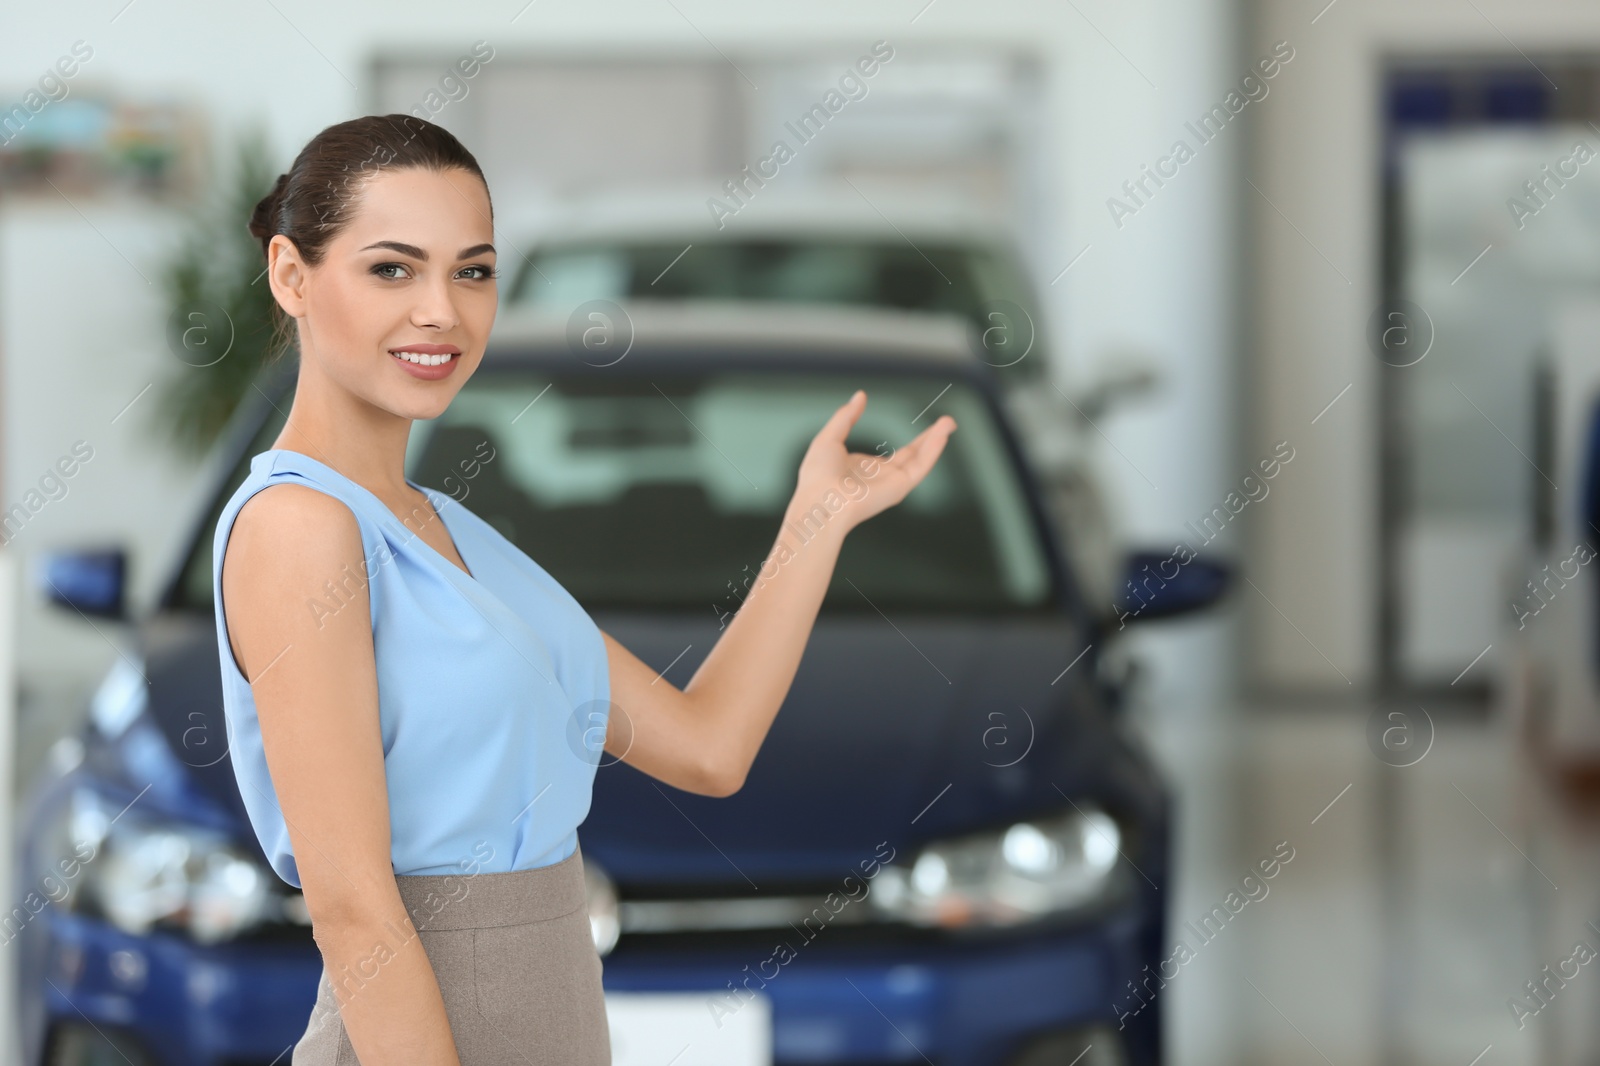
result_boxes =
[884,414,957,483]
[907,415,957,480]
[896,414,957,461]
[814,389,867,448]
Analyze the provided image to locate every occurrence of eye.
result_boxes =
[460,264,498,281]
[372,262,409,280]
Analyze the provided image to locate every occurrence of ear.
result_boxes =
[267,234,310,318]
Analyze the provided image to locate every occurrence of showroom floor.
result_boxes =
[1136,694,1595,1066]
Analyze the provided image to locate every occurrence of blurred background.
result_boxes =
[6,1,1600,1064]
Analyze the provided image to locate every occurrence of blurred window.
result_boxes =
[178,370,1056,616]
[510,240,1031,327]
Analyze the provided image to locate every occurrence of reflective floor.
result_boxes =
[1136,691,1596,1066]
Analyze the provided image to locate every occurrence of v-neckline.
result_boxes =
[260,449,479,584]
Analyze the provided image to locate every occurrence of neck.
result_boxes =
[271,358,415,505]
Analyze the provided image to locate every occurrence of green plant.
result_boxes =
[147,122,289,460]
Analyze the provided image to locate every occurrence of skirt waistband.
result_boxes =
[393,844,588,931]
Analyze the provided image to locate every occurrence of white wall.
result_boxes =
[1,0,1241,711]
[0,203,209,687]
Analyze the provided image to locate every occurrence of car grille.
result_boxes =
[620,893,884,934]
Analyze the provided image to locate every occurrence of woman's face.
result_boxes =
[276,165,497,421]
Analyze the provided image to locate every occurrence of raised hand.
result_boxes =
[596,388,958,801]
[792,389,957,535]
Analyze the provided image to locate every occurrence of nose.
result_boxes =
[410,270,461,332]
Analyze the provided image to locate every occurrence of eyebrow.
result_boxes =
[358,240,496,260]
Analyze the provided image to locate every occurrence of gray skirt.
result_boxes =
[292,844,611,1065]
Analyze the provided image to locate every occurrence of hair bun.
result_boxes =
[248,172,291,243]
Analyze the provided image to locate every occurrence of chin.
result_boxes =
[397,394,459,421]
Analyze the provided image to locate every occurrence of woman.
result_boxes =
[213,113,956,1065]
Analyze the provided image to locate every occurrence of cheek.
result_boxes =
[463,284,498,327]
[447,282,498,349]
[313,271,399,351]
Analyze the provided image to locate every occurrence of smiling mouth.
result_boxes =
[389,349,460,367]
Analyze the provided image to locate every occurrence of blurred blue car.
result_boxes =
[17,303,1225,1066]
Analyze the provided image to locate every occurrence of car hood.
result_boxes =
[136,609,1153,889]
[583,611,1147,887]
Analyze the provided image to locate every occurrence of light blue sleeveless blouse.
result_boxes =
[210,448,611,889]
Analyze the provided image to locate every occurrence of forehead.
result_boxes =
[336,166,493,249]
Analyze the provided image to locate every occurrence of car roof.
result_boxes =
[498,184,1019,248]
[481,301,986,372]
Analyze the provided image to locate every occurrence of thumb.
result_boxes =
[813,389,867,448]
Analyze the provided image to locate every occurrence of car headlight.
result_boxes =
[584,854,619,956]
[42,787,292,945]
[869,805,1127,928]
[88,655,147,740]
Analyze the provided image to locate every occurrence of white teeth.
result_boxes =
[391,350,455,367]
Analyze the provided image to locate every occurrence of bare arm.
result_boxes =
[602,390,957,795]
[222,484,461,1065]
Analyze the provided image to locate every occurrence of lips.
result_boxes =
[390,344,460,355]
[389,344,460,367]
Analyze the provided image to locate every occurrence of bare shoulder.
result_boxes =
[221,482,369,682]
[232,481,361,549]
[226,481,364,593]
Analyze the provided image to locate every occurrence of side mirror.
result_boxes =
[1071,352,1162,423]
[1113,549,1231,625]
[37,547,128,621]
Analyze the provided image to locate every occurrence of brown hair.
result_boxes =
[247,113,492,362]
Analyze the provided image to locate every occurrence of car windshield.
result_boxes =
[509,239,1033,336]
[176,369,1057,615]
